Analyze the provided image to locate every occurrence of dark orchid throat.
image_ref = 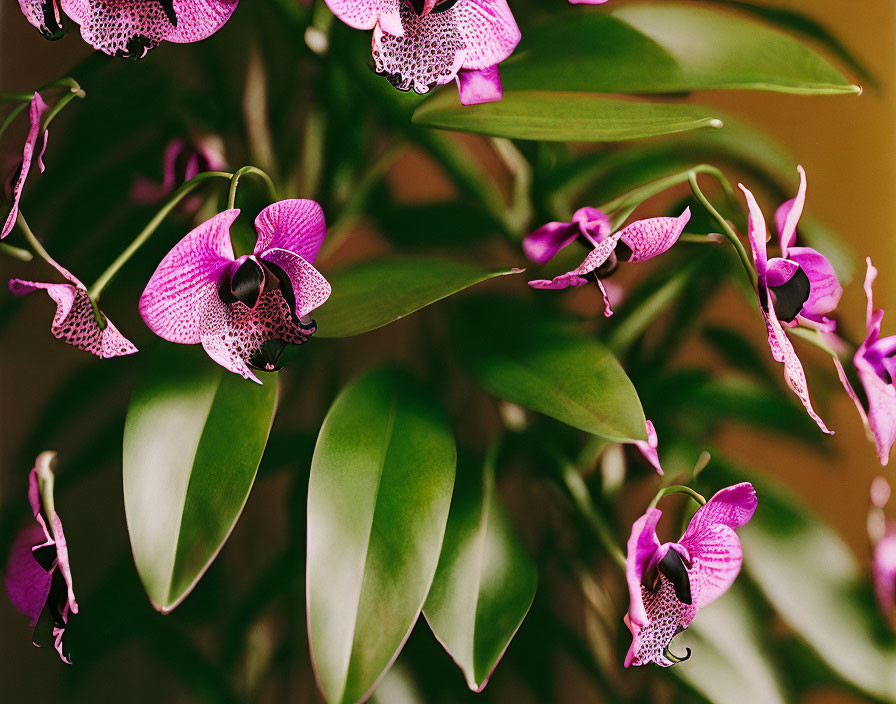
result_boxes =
[37,0,66,40]
[657,549,693,605]
[407,0,459,14]
[768,266,811,322]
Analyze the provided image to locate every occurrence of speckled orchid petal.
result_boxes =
[10,255,137,358]
[18,0,67,38]
[254,199,327,265]
[59,0,237,57]
[456,65,502,105]
[139,209,237,344]
[324,0,403,35]
[5,454,78,664]
[2,93,47,240]
[634,420,664,475]
[259,248,331,319]
[774,165,807,257]
[740,182,831,434]
[370,0,520,95]
[527,273,589,290]
[873,524,896,620]
[624,507,662,667]
[854,259,896,465]
[619,208,690,263]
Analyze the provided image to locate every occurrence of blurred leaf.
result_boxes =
[413,91,723,143]
[307,368,456,704]
[123,344,278,613]
[713,464,896,701]
[675,585,789,704]
[372,199,501,248]
[503,4,859,95]
[423,452,537,692]
[702,325,776,383]
[455,297,647,443]
[703,0,878,89]
[315,257,523,338]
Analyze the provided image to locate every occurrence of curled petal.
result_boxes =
[528,273,589,290]
[634,419,663,475]
[2,93,48,240]
[571,207,611,244]
[788,246,842,322]
[456,65,503,106]
[5,524,53,627]
[624,508,662,667]
[618,208,690,263]
[254,199,327,265]
[260,248,332,319]
[140,209,237,344]
[739,183,769,277]
[522,221,578,264]
[774,165,807,257]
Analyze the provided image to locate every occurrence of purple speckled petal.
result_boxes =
[2,93,48,240]
[165,0,239,44]
[522,221,578,264]
[624,508,662,667]
[259,248,331,319]
[634,420,663,475]
[527,273,589,290]
[254,199,327,265]
[627,576,695,667]
[140,209,237,344]
[456,65,503,105]
[18,0,66,38]
[774,165,807,257]
[740,183,831,434]
[618,208,690,263]
[873,524,896,619]
[325,0,403,35]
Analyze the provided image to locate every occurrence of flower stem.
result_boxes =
[0,242,34,261]
[88,171,232,301]
[16,211,55,265]
[688,171,758,289]
[648,485,707,511]
[227,165,279,210]
[556,456,627,572]
[599,163,735,216]
[0,92,33,102]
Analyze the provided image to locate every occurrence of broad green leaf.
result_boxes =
[502,5,859,95]
[423,453,537,691]
[412,91,722,143]
[123,344,278,613]
[713,464,896,701]
[307,368,456,704]
[455,298,647,443]
[314,257,522,338]
[675,586,788,704]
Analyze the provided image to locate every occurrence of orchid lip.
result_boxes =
[769,265,811,322]
[657,548,693,605]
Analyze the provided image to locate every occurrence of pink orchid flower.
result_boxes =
[18,0,239,59]
[624,483,757,667]
[9,254,138,358]
[325,0,521,105]
[2,93,48,240]
[834,259,896,465]
[739,167,842,434]
[523,206,691,317]
[5,452,78,664]
[131,135,227,206]
[140,200,331,383]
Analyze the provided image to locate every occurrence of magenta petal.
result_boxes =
[140,209,237,344]
[683,523,743,610]
[873,525,896,619]
[61,0,174,57]
[571,207,611,244]
[683,483,758,536]
[2,93,48,240]
[456,65,503,106]
[453,0,520,71]
[527,274,589,290]
[788,247,842,319]
[740,183,769,277]
[774,165,807,257]
[522,221,578,264]
[165,0,239,43]
[5,523,53,627]
[254,199,327,265]
[618,208,690,263]
[260,248,332,319]
[634,420,663,475]
[624,508,662,667]
[325,0,402,35]
[766,257,800,288]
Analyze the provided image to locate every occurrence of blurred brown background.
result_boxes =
[1,0,894,702]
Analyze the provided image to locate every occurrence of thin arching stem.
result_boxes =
[648,485,707,511]
[227,166,279,210]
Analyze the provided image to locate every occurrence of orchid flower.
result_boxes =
[131,135,227,206]
[140,200,331,383]
[739,167,840,434]
[834,259,896,465]
[523,206,691,317]
[325,0,521,105]
[624,483,757,667]
[18,0,239,59]
[9,248,138,358]
[5,452,78,664]
[2,93,48,240]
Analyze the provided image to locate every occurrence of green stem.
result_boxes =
[16,211,55,265]
[648,485,707,511]
[557,457,626,572]
[0,92,33,102]
[88,171,232,300]
[0,242,34,261]
[599,163,735,215]
[688,171,758,289]
[37,77,84,95]
[227,165,278,210]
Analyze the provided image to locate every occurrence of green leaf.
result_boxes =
[314,257,522,338]
[712,464,896,701]
[502,4,859,96]
[423,452,537,691]
[123,344,278,613]
[307,368,457,704]
[455,298,647,443]
[413,91,723,143]
[674,586,788,704]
